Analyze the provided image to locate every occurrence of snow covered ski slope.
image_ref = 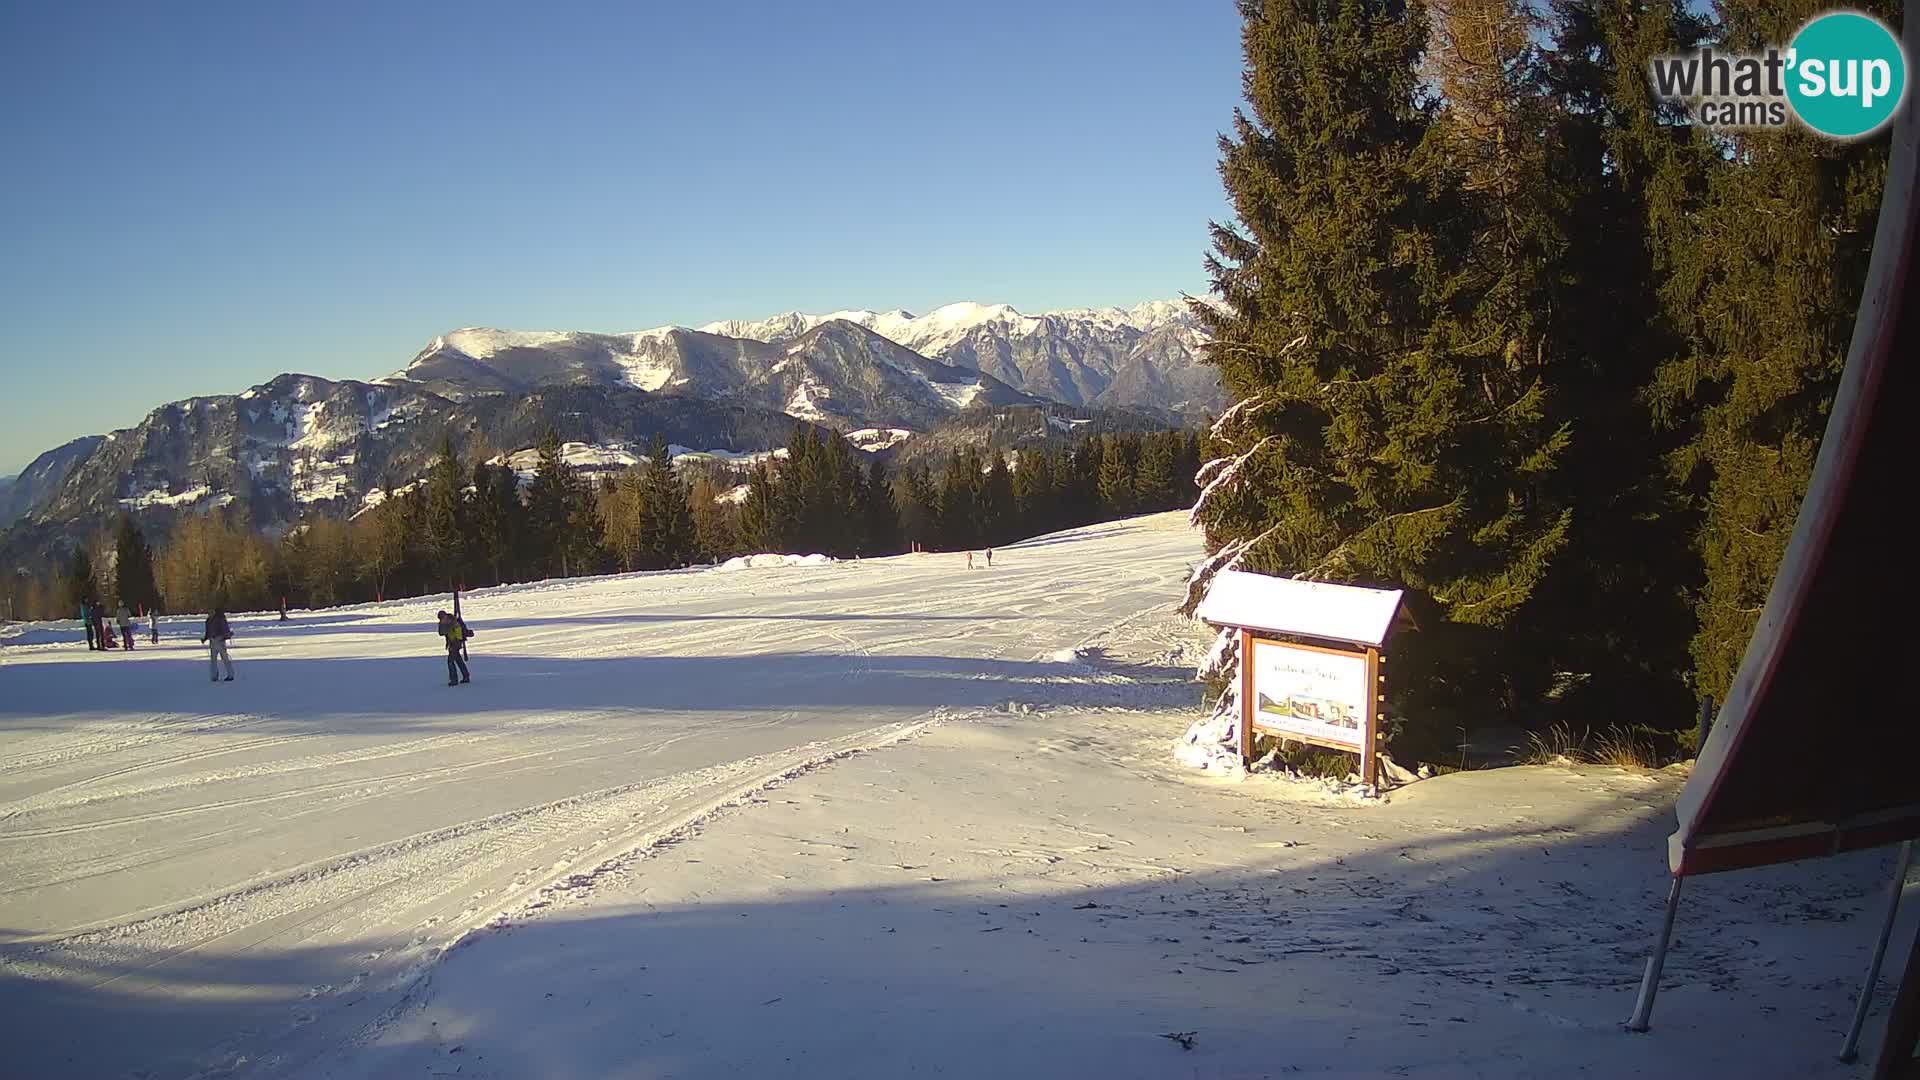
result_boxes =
[0,512,1203,1079]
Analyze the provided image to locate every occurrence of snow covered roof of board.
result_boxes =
[1195,570,1406,649]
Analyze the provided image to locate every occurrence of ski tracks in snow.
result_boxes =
[0,512,1205,1079]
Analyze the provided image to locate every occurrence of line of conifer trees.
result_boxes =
[25,426,1202,621]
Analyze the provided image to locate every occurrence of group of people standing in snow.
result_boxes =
[75,598,477,687]
[79,599,157,652]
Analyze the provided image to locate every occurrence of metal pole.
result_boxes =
[1841,840,1915,1062]
[1628,875,1686,1032]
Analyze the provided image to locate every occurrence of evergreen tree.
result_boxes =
[738,461,783,553]
[1192,0,1572,723]
[978,452,1015,546]
[1134,433,1178,511]
[640,456,696,568]
[1649,16,1892,701]
[1097,435,1138,515]
[1513,0,1711,727]
[862,460,901,555]
[1013,449,1058,538]
[471,461,523,586]
[524,428,574,577]
[937,447,981,550]
[113,515,160,613]
[422,434,469,591]
[67,546,97,609]
[1066,441,1102,526]
[896,464,939,550]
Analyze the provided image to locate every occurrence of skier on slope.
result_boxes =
[82,599,98,650]
[202,606,236,682]
[437,610,473,686]
[149,608,160,646]
[115,603,135,651]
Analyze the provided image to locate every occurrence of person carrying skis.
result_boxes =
[202,607,235,682]
[437,610,473,685]
[115,603,135,651]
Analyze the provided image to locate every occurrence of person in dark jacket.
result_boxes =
[82,600,98,650]
[437,610,472,685]
[202,607,235,682]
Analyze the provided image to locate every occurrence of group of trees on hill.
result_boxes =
[1192,0,1892,756]
[14,426,1202,620]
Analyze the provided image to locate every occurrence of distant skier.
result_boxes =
[202,606,236,682]
[966,552,974,570]
[437,610,473,686]
[149,608,160,645]
[115,604,135,651]
[985,548,993,568]
[82,600,98,651]
[94,603,109,652]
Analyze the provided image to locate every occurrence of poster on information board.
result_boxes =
[1247,637,1369,751]
[1195,570,1406,782]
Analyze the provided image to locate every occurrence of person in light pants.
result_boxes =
[202,606,236,682]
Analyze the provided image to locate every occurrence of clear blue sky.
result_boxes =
[0,1,1243,475]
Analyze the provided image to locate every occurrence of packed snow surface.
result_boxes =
[0,514,1203,1078]
[3,511,1903,1079]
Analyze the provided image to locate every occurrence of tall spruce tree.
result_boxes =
[524,428,573,577]
[862,460,902,556]
[1134,433,1178,511]
[1193,0,1572,722]
[1096,435,1137,515]
[1649,0,1893,701]
[113,515,160,613]
[1013,449,1058,537]
[978,452,1015,546]
[1511,0,1711,728]
[937,448,981,550]
[471,461,523,586]
[739,461,783,553]
[67,546,97,609]
[896,464,939,550]
[423,434,468,591]
[640,455,696,568]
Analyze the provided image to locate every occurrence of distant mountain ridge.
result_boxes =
[393,298,1220,421]
[1,297,1211,568]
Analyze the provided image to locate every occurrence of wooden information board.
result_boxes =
[1197,571,1404,786]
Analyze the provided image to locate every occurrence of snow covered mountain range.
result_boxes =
[388,298,1219,423]
[0,298,1215,564]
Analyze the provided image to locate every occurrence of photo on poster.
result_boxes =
[1248,637,1369,750]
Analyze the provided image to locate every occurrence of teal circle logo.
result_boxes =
[1786,11,1907,138]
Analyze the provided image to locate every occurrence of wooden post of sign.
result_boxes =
[1362,647,1381,789]
[1239,629,1255,769]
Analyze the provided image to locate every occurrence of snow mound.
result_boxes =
[715,553,835,572]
